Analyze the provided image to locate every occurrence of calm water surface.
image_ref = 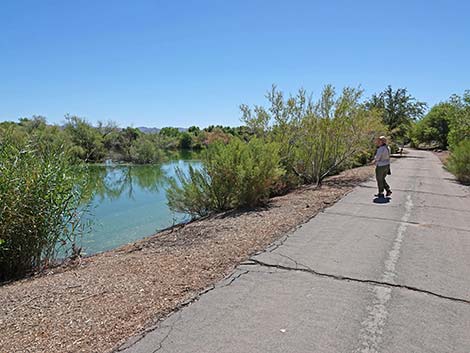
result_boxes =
[79,154,200,255]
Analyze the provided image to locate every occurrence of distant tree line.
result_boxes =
[0,116,254,164]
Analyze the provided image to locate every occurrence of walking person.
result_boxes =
[373,136,392,198]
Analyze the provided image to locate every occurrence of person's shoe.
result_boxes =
[386,190,392,197]
[374,193,385,198]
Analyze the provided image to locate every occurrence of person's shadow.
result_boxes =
[373,196,391,204]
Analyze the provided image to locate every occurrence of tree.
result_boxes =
[118,127,141,160]
[203,129,231,145]
[179,132,193,149]
[188,126,201,135]
[97,120,119,138]
[129,136,163,164]
[18,115,47,132]
[159,127,181,137]
[64,115,105,162]
[413,103,456,148]
[366,86,427,141]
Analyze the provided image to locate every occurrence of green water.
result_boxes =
[79,153,200,255]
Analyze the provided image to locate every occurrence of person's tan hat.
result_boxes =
[379,136,387,143]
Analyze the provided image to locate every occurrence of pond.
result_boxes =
[78,153,201,255]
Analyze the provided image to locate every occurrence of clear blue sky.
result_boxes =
[1,0,469,128]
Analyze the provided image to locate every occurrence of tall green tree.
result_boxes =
[366,85,427,141]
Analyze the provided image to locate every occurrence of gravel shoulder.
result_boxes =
[0,165,374,353]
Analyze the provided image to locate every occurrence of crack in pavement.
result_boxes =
[116,269,251,352]
[355,193,413,353]
[219,270,250,288]
[151,314,181,353]
[275,253,305,269]
[242,258,470,305]
[115,302,194,353]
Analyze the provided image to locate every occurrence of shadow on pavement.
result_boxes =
[373,197,391,204]
[391,155,425,159]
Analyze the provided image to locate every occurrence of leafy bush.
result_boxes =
[166,138,283,216]
[0,137,88,280]
[447,140,470,184]
[129,137,163,164]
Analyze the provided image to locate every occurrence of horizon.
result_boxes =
[0,119,248,129]
[1,0,469,127]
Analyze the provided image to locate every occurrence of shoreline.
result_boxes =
[1,164,376,353]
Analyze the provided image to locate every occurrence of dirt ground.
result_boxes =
[0,165,374,353]
[432,150,450,165]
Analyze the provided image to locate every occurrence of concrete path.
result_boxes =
[120,150,470,353]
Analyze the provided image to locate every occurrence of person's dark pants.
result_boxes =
[375,165,391,195]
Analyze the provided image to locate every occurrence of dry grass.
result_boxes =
[0,165,374,353]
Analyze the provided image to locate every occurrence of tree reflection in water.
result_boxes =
[83,164,168,203]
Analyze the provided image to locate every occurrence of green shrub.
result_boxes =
[447,140,470,184]
[448,107,470,150]
[129,137,163,164]
[349,148,375,168]
[166,138,283,216]
[0,137,88,280]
